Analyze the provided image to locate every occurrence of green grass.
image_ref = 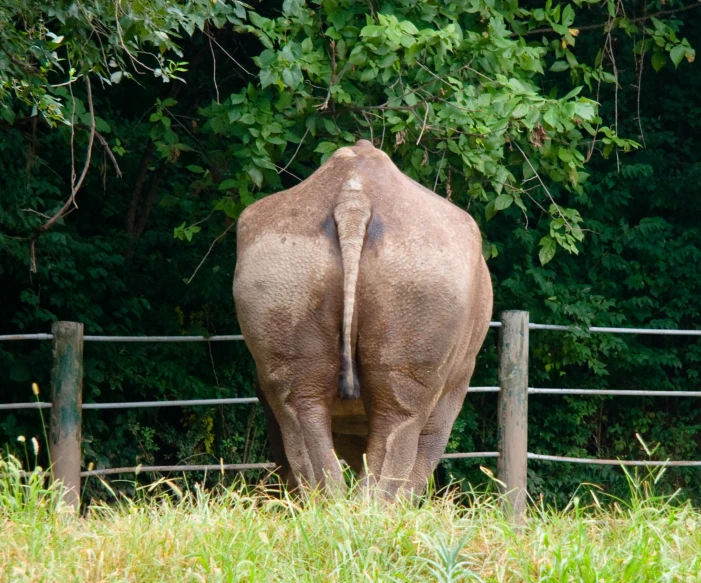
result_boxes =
[1,453,700,582]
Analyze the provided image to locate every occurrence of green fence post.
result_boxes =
[49,321,83,510]
[497,310,529,523]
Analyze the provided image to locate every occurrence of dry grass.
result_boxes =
[1,453,700,582]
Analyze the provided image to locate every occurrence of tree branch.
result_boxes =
[30,77,96,272]
[90,128,123,178]
[512,139,573,231]
[124,162,167,261]
[132,163,166,240]
[513,3,701,37]
[125,142,155,235]
[187,221,236,285]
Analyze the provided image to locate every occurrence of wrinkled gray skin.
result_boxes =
[234,140,493,497]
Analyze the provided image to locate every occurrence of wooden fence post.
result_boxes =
[497,310,529,522]
[49,321,83,510]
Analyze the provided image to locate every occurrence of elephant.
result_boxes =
[233,139,493,497]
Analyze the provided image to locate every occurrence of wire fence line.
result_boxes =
[3,321,701,342]
[4,386,701,412]
[11,451,701,480]
[82,462,276,476]
[2,316,700,500]
[526,454,701,467]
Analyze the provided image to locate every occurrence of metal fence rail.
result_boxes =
[3,320,701,342]
[2,314,700,515]
[6,387,701,412]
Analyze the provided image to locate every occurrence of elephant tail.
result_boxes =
[334,176,371,400]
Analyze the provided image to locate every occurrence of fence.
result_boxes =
[2,312,701,518]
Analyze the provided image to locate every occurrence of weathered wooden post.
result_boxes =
[497,310,529,523]
[49,321,83,510]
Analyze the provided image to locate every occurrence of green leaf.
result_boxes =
[260,68,277,88]
[670,44,686,68]
[550,61,569,72]
[539,236,557,265]
[219,179,238,190]
[348,46,367,66]
[282,66,303,90]
[494,193,514,210]
[651,51,666,72]
[561,4,575,27]
[314,141,338,154]
[282,0,304,17]
[186,165,204,174]
[573,101,595,120]
[248,166,263,187]
[323,119,340,136]
[560,86,583,101]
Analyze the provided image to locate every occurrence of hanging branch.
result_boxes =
[187,221,236,284]
[513,3,701,37]
[29,76,96,272]
[635,4,649,148]
[512,140,574,231]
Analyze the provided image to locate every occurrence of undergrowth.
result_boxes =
[1,452,700,582]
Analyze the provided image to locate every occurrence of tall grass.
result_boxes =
[1,455,700,582]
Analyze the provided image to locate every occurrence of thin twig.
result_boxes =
[338,104,422,113]
[50,74,84,88]
[273,163,303,182]
[513,3,701,37]
[21,209,53,219]
[317,40,337,111]
[604,28,621,172]
[30,77,96,272]
[415,62,474,92]
[114,0,157,75]
[433,146,447,192]
[341,62,474,115]
[635,6,648,148]
[91,129,123,177]
[187,222,236,285]
[512,140,573,230]
[317,63,353,110]
[208,340,220,388]
[205,31,254,77]
[380,110,386,150]
[278,126,310,175]
[68,63,77,203]
[361,111,374,143]
[189,209,217,230]
[208,27,220,104]
[416,105,430,145]
[162,108,212,163]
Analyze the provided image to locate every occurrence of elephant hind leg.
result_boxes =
[255,380,297,490]
[362,412,425,498]
[360,372,439,498]
[403,385,469,497]
[258,368,344,494]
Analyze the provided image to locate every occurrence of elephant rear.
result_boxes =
[233,140,492,496]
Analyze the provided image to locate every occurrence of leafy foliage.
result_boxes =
[1,0,700,505]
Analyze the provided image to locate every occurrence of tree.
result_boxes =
[1,0,699,504]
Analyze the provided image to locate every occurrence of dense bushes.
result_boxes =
[1,0,700,505]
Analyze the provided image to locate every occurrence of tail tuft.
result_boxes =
[339,358,360,400]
